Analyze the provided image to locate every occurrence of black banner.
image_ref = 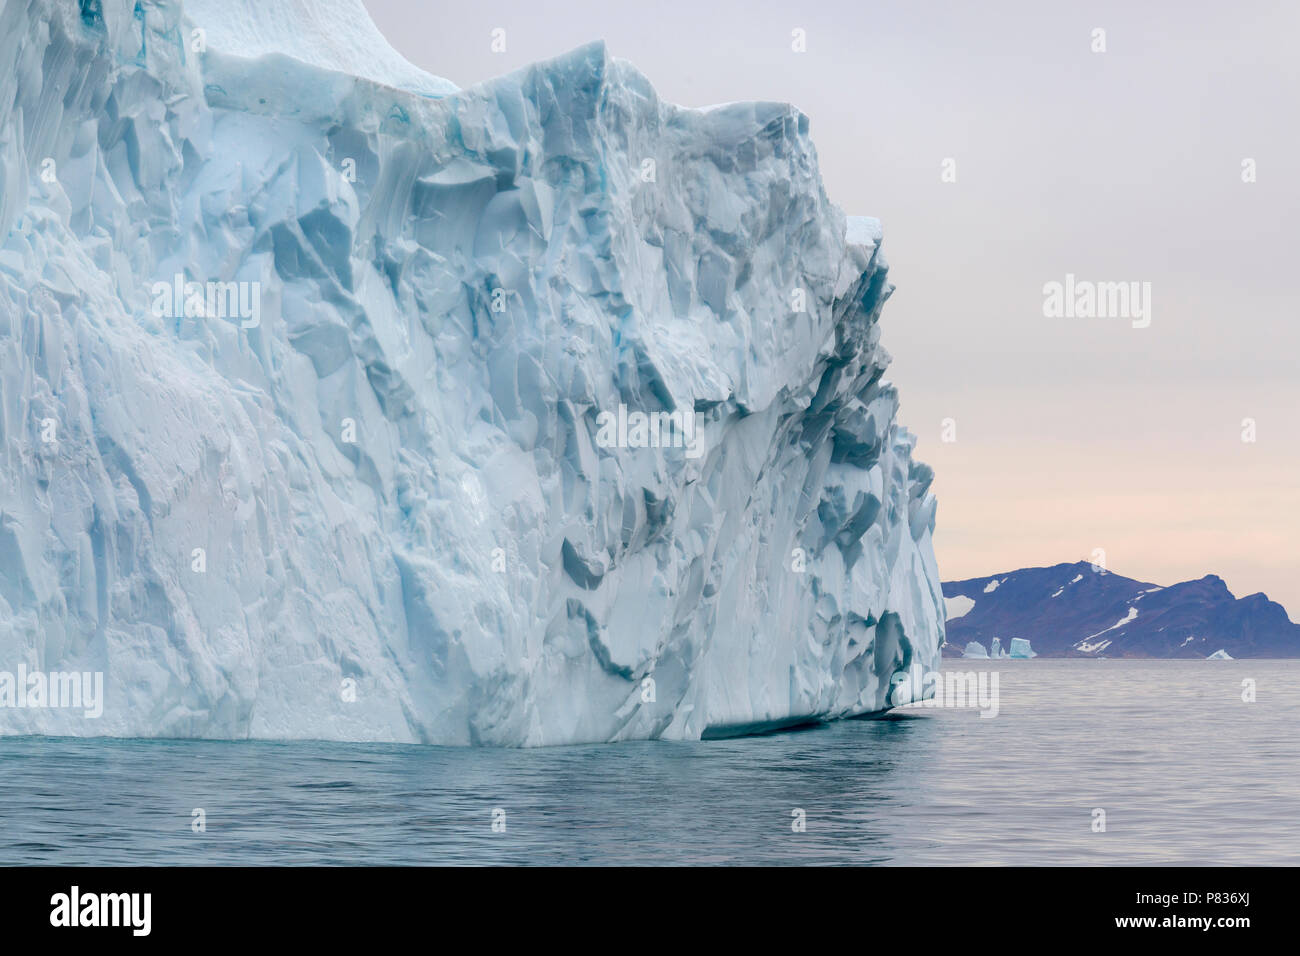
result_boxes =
[0,866,1276,943]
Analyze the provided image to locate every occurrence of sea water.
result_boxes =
[1,660,1295,865]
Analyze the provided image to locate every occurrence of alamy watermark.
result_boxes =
[0,666,103,718]
[889,665,1000,718]
[50,886,150,936]
[150,274,261,328]
[595,403,705,459]
[1042,273,1151,328]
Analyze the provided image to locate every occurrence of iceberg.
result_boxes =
[1008,637,1036,659]
[990,637,1008,659]
[0,0,942,744]
[1206,649,1234,660]
[963,641,990,659]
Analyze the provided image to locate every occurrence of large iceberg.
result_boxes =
[0,0,943,744]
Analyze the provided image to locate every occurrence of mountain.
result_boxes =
[0,0,942,743]
[941,562,1300,658]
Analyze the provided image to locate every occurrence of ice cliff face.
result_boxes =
[0,0,943,744]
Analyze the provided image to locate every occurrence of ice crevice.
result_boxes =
[0,0,943,745]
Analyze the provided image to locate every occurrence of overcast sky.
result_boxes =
[364,0,1300,610]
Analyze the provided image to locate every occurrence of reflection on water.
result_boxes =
[2,660,1296,865]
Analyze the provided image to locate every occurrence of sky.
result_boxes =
[364,0,1300,610]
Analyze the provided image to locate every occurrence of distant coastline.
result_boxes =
[941,561,1300,659]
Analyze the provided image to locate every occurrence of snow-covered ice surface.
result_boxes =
[0,0,942,744]
[185,0,458,97]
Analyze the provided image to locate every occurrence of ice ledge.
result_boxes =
[846,215,883,249]
[184,0,458,97]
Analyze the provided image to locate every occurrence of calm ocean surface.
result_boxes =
[1,659,1296,865]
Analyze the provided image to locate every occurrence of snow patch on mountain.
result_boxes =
[944,595,975,621]
[1075,607,1140,652]
[1076,638,1112,654]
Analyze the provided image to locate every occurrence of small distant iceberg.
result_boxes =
[1206,649,1234,660]
[1009,638,1037,659]
[963,638,1033,660]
